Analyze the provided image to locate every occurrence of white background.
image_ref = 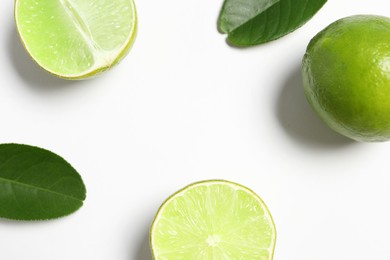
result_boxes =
[1,0,390,259]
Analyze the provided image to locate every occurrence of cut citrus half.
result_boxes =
[150,180,276,259]
[14,0,137,79]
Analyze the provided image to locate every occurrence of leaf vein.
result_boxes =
[0,177,82,202]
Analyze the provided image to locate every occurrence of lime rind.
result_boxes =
[14,0,137,79]
[150,180,276,259]
[302,15,390,141]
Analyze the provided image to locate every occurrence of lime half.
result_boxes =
[150,180,276,259]
[15,0,137,79]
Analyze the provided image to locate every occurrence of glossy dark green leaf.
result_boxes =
[0,144,86,221]
[218,0,327,46]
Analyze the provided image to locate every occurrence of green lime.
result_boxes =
[150,180,276,259]
[302,15,390,142]
[15,0,137,79]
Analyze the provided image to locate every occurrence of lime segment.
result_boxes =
[150,180,276,259]
[15,0,137,79]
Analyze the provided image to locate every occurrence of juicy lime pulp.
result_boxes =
[150,180,276,259]
[15,0,137,79]
[302,15,390,142]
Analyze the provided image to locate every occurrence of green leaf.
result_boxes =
[218,0,327,46]
[0,144,86,221]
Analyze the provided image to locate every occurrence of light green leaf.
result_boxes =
[0,144,86,221]
[218,0,327,46]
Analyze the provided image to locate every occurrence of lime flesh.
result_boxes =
[150,180,276,259]
[302,15,390,142]
[15,0,137,79]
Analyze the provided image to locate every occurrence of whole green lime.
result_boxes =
[302,15,390,142]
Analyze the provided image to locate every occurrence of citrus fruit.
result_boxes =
[302,15,390,142]
[150,180,276,259]
[14,0,137,79]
